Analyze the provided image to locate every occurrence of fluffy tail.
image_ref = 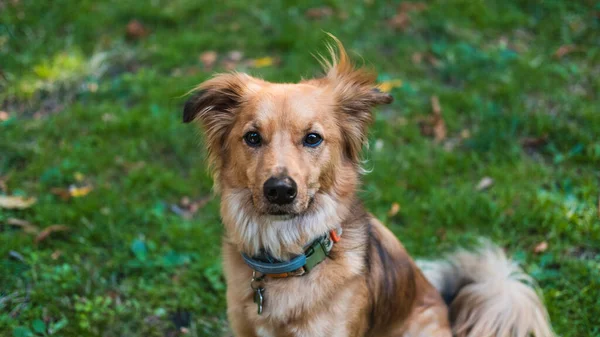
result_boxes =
[418,242,554,337]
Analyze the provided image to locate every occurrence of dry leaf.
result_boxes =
[387,2,427,31]
[554,45,577,59]
[0,195,36,209]
[51,187,71,201]
[476,177,494,191]
[533,241,548,254]
[126,19,148,39]
[0,111,9,121]
[388,12,410,30]
[51,250,63,260]
[426,54,441,67]
[411,52,423,65]
[0,176,7,193]
[378,79,403,93]
[171,196,211,219]
[399,2,428,12]
[520,135,548,150]
[431,96,446,142]
[6,218,40,234]
[460,129,471,139]
[228,50,243,62]
[35,225,69,243]
[200,51,218,69]
[74,172,85,182]
[387,202,401,217]
[250,57,274,68]
[305,6,333,19]
[69,185,93,197]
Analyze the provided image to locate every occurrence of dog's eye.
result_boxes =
[244,132,262,147]
[303,133,323,147]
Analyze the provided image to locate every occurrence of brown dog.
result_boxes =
[183,36,554,337]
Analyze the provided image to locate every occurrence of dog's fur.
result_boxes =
[184,36,554,337]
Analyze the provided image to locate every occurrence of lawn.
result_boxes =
[1,1,599,336]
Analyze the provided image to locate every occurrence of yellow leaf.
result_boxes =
[377,79,403,93]
[69,185,93,197]
[387,202,401,217]
[74,172,85,182]
[252,57,274,68]
[0,196,37,209]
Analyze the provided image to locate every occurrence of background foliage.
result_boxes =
[1,1,599,336]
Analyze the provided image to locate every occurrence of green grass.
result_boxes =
[1,0,599,336]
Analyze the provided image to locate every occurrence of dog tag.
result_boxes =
[254,287,264,315]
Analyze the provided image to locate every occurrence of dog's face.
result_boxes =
[216,82,343,216]
[184,39,392,258]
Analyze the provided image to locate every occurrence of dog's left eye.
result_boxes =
[303,133,323,147]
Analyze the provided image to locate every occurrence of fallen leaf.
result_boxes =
[0,175,7,193]
[387,202,401,217]
[554,45,577,59]
[51,250,62,260]
[126,19,149,40]
[533,241,548,254]
[426,54,441,67]
[50,187,71,201]
[35,225,69,243]
[388,12,410,30]
[200,51,218,69]
[74,172,85,182]
[476,177,494,191]
[520,135,548,150]
[411,52,423,65]
[250,57,274,68]
[171,196,211,219]
[69,185,93,197]
[228,50,243,62]
[0,111,9,121]
[305,6,333,19]
[387,2,428,31]
[0,195,36,209]
[399,2,428,12]
[378,79,403,93]
[6,218,40,234]
[431,95,441,115]
[431,96,446,142]
[460,129,471,139]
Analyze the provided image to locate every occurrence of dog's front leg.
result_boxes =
[227,303,258,337]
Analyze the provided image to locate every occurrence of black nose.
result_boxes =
[263,176,297,205]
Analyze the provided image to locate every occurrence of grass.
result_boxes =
[1,0,599,336]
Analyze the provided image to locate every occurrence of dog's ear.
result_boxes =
[320,34,393,164]
[183,73,251,170]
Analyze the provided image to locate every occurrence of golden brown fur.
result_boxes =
[184,35,554,337]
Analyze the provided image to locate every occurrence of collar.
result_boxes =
[241,227,342,278]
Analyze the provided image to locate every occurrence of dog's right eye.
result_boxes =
[243,132,262,147]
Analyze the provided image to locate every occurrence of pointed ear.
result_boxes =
[183,73,249,124]
[183,73,251,172]
[320,34,393,164]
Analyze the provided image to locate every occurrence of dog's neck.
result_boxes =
[220,188,349,261]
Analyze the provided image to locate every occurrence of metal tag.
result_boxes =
[254,287,264,315]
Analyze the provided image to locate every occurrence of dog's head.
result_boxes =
[184,36,392,258]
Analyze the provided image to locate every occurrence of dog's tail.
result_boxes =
[418,241,554,337]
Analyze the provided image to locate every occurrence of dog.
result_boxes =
[183,35,554,337]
